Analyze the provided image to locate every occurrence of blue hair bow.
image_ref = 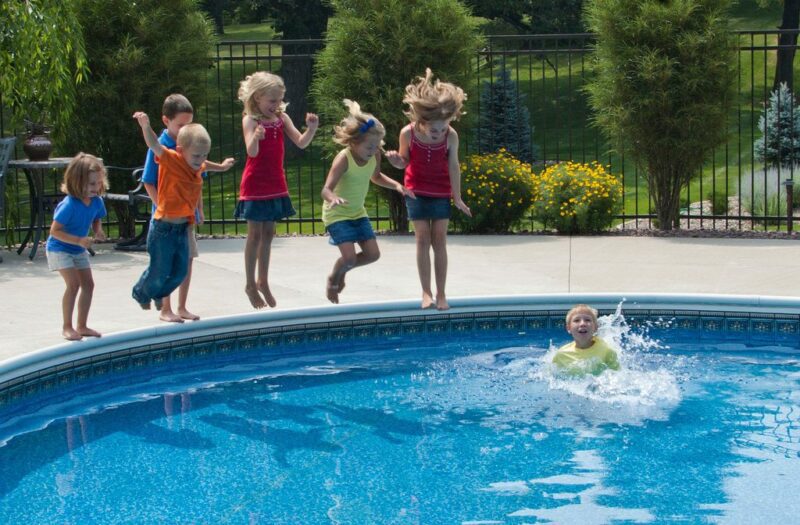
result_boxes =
[359,119,375,133]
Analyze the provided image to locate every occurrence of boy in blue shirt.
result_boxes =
[141,94,233,322]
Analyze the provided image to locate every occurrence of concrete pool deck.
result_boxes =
[0,234,798,360]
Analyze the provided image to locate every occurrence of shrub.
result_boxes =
[477,69,538,162]
[531,161,623,234]
[706,190,729,216]
[754,83,800,167]
[451,150,535,233]
[585,0,735,230]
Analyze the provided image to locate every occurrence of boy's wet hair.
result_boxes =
[177,123,211,150]
[237,71,288,119]
[565,304,598,326]
[162,94,194,120]
[403,68,466,124]
[61,152,108,198]
[333,99,385,148]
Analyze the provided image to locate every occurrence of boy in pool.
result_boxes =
[553,304,620,376]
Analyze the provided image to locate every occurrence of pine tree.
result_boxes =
[755,82,800,167]
[477,69,537,162]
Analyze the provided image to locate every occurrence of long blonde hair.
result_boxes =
[333,99,385,148]
[61,153,108,198]
[237,71,288,119]
[403,68,466,123]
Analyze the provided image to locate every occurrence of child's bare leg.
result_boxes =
[333,239,380,295]
[413,220,435,309]
[431,219,450,310]
[256,221,277,308]
[58,268,82,341]
[75,268,101,337]
[327,242,357,304]
[159,295,183,323]
[244,220,266,308]
[177,257,199,320]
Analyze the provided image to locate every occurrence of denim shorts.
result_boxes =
[47,249,91,271]
[326,217,376,245]
[405,195,451,221]
[235,197,296,222]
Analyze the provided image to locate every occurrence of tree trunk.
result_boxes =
[280,42,318,159]
[649,164,683,230]
[773,0,800,91]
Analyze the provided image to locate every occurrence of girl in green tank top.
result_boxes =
[321,99,416,304]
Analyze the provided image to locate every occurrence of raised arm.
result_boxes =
[243,116,264,157]
[370,151,415,198]
[132,112,165,158]
[321,151,349,207]
[385,126,410,170]
[205,157,236,172]
[283,112,319,150]
[447,129,471,217]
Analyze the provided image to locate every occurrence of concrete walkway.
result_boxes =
[0,234,797,360]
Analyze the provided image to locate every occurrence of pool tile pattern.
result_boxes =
[2,308,799,408]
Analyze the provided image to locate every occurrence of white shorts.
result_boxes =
[47,250,91,271]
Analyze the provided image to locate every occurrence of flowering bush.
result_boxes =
[452,149,535,233]
[531,161,623,233]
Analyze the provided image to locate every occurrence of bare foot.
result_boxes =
[62,328,82,341]
[421,292,435,309]
[257,282,277,308]
[77,327,102,337]
[326,276,339,304]
[178,308,200,321]
[245,285,266,309]
[435,296,450,311]
[159,311,184,323]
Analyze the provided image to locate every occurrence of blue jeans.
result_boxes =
[132,219,189,305]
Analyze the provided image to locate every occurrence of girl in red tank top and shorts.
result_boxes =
[386,69,471,311]
[236,71,319,308]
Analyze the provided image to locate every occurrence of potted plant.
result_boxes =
[0,1,87,160]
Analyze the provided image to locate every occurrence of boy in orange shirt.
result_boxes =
[131,111,227,310]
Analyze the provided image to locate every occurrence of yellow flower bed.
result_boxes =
[531,161,623,233]
[453,149,535,233]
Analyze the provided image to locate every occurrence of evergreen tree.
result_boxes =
[755,83,800,167]
[585,0,735,230]
[477,69,538,162]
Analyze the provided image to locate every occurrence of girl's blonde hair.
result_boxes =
[333,99,386,148]
[403,68,466,124]
[61,153,108,198]
[237,71,288,119]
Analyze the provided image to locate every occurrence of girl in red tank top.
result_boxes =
[386,69,471,311]
[236,71,319,309]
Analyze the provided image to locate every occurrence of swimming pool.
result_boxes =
[1,294,799,523]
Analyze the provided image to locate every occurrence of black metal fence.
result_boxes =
[3,30,800,243]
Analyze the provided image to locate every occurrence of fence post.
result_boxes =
[784,178,794,232]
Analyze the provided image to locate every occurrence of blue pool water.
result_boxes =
[1,313,799,524]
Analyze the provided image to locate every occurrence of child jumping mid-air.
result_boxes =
[386,68,471,311]
[131,112,211,311]
[141,93,234,323]
[321,99,415,303]
[552,304,620,376]
[46,153,108,340]
[236,71,319,308]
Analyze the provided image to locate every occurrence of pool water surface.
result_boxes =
[0,314,799,524]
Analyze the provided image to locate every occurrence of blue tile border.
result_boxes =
[2,294,800,409]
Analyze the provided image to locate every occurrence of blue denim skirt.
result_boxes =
[326,217,376,245]
[405,195,451,221]
[235,196,296,222]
